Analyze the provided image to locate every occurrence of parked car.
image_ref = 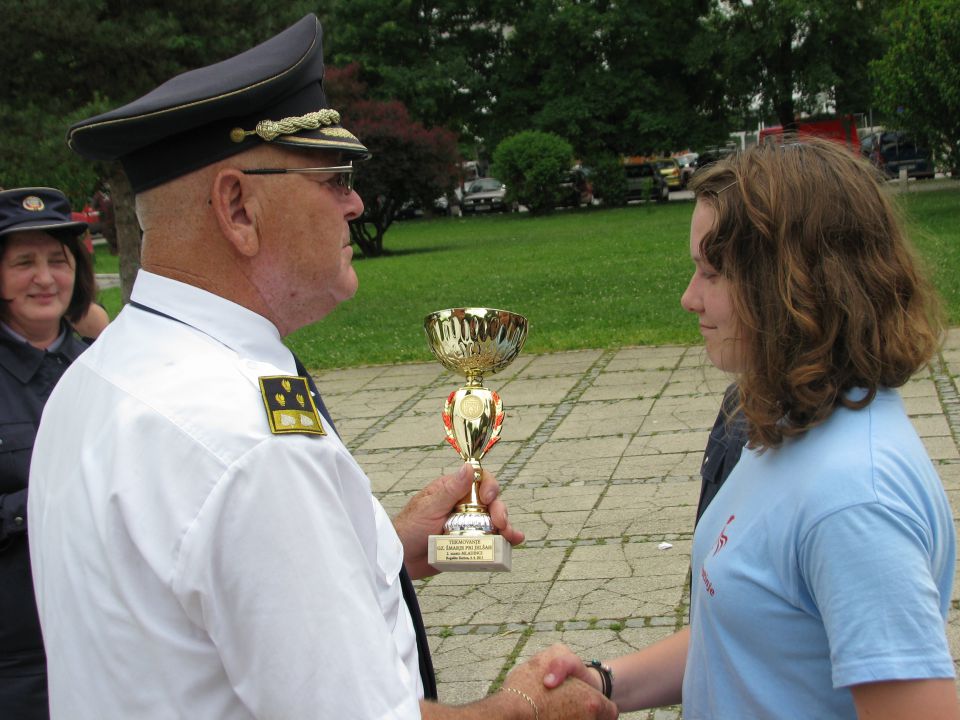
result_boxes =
[625,162,669,203]
[70,203,101,254]
[861,130,935,180]
[395,199,423,220]
[71,204,101,235]
[759,114,860,152]
[695,144,738,169]
[460,177,509,214]
[653,158,682,191]
[675,153,699,188]
[558,166,594,208]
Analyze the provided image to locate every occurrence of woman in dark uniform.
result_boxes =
[0,187,96,719]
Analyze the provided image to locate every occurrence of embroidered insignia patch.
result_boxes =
[258,376,326,436]
[22,196,45,211]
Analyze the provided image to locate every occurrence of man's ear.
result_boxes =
[211,168,260,257]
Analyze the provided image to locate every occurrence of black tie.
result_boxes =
[293,354,438,700]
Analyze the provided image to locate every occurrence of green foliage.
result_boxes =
[486,0,722,157]
[870,0,960,173]
[327,0,728,160]
[695,0,893,129]
[492,131,574,214]
[5,0,951,213]
[0,98,112,205]
[328,0,507,145]
[587,154,629,208]
[0,0,321,200]
[326,65,460,256]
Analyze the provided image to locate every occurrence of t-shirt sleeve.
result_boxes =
[799,501,955,689]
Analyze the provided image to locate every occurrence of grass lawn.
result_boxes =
[94,184,960,370]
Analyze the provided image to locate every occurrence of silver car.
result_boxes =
[460,178,508,214]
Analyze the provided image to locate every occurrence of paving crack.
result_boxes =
[928,351,960,452]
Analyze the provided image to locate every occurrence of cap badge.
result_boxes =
[230,108,342,144]
[22,196,45,212]
[259,375,326,436]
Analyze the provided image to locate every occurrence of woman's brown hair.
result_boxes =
[690,137,942,449]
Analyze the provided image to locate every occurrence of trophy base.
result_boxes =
[427,533,512,572]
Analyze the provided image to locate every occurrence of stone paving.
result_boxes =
[314,329,960,719]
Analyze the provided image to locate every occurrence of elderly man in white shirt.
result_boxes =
[27,13,616,720]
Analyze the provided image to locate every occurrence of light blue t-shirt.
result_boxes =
[684,389,955,719]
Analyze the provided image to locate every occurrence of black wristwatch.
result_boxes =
[585,659,614,699]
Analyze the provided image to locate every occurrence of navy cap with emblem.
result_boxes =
[0,187,87,239]
[66,14,369,193]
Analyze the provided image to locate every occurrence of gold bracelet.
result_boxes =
[503,686,540,720]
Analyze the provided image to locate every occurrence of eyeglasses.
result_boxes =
[241,164,355,193]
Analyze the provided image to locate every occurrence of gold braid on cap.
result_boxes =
[230,109,342,144]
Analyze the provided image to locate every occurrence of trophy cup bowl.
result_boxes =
[424,308,528,571]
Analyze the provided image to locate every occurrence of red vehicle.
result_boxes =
[70,204,100,255]
[759,114,860,151]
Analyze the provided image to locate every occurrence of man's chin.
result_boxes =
[333,273,359,304]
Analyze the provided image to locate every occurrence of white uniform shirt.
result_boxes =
[29,271,421,719]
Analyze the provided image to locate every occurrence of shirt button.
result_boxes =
[14,516,24,526]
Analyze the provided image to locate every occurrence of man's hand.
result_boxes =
[503,644,618,720]
[421,644,618,720]
[394,463,524,580]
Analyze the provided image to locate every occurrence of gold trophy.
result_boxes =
[424,308,528,572]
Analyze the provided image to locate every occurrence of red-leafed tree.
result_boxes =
[326,64,460,257]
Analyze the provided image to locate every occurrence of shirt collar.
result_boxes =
[129,270,296,373]
[0,321,87,384]
[1,321,68,351]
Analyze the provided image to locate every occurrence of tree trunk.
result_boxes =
[772,20,796,132]
[109,166,141,305]
[350,220,384,257]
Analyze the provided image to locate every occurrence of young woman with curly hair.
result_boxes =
[543,138,959,719]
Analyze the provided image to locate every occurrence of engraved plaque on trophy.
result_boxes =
[424,308,528,572]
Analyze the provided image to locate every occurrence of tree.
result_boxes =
[327,0,510,155]
[695,0,892,130]
[0,0,322,297]
[588,154,629,208]
[326,65,460,257]
[493,131,573,214]
[0,0,323,196]
[871,0,960,174]
[486,0,722,159]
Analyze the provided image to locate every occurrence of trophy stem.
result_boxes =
[456,459,485,514]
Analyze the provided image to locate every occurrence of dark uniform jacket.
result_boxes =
[695,383,748,526]
[0,324,87,718]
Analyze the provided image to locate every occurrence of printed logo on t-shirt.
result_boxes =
[713,514,735,556]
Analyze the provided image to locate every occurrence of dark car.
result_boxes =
[558,167,595,208]
[625,162,669,203]
[861,130,935,180]
[460,177,509,214]
[695,145,738,169]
